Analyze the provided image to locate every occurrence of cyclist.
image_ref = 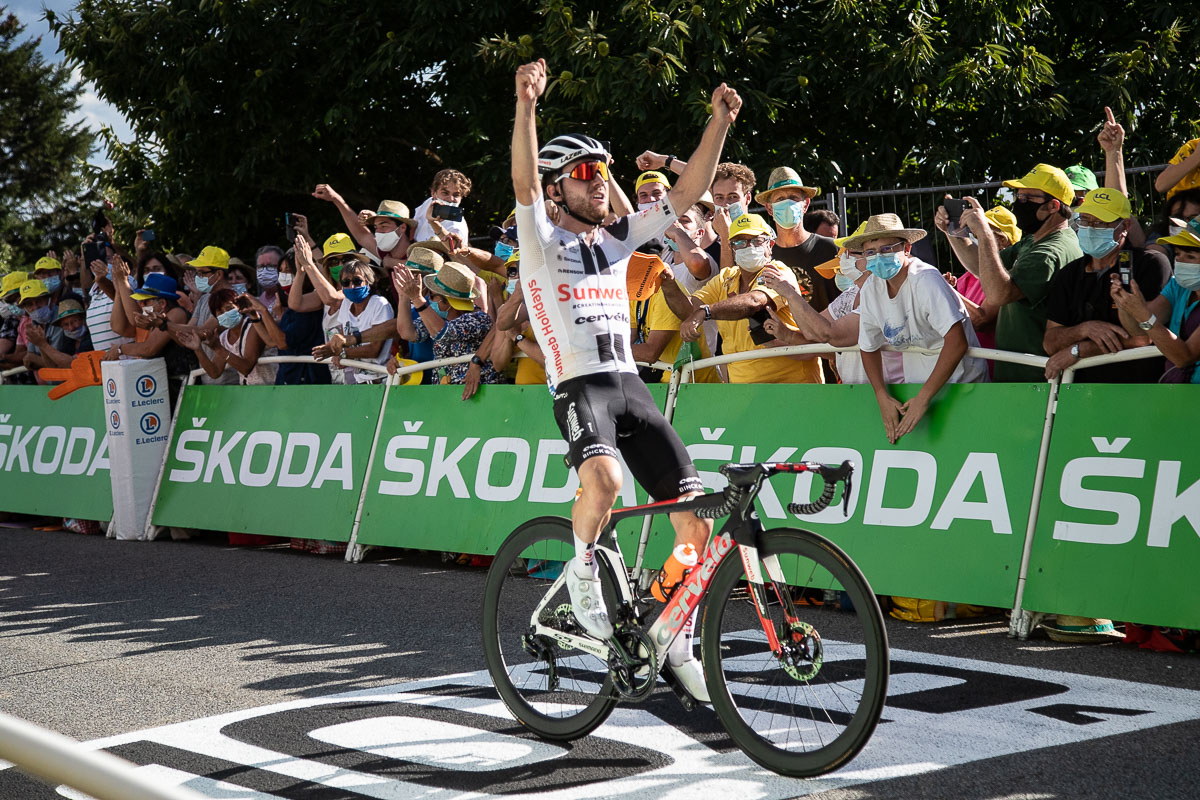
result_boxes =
[512,58,742,701]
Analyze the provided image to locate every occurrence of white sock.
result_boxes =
[668,608,697,666]
[572,534,598,578]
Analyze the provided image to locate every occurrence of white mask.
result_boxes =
[375,230,401,252]
[278,272,295,287]
[734,245,770,271]
[838,252,864,282]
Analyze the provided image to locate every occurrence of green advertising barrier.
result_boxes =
[152,385,384,539]
[0,385,113,520]
[1022,384,1200,629]
[667,382,1050,608]
[355,384,666,555]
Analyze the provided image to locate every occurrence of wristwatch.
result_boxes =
[1069,343,1080,359]
[413,301,430,313]
[664,155,676,170]
[1138,313,1157,331]
[470,355,484,367]
[352,331,363,346]
[514,334,526,344]
[701,304,712,320]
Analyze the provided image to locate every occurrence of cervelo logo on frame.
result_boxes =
[135,375,158,398]
[139,413,162,436]
[0,422,110,476]
[106,379,117,398]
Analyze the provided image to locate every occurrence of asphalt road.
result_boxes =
[0,526,1196,799]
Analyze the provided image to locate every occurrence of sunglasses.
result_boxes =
[559,160,610,183]
[340,277,367,287]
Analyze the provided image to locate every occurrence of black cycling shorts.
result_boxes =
[552,371,703,501]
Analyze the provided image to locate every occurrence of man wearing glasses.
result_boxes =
[662,213,822,385]
[510,59,740,700]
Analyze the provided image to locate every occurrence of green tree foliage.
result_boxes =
[0,8,95,270]
[50,0,1200,254]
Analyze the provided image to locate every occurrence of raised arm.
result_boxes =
[961,197,1023,304]
[1155,141,1200,194]
[295,236,342,306]
[667,84,741,213]
[313,184,377,255]
[512,59,548,207]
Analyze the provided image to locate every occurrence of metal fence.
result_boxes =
[815,164,1168,271]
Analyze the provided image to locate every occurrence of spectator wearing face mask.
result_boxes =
[1147,189,1200,262]
[1111,218,1200,383]
[1042,188,1171,382]
[225,258,258,298]
[183,246,239,385]
[848,214,987,443]
[662,213,821,384]
[757,167,840,313]
[31,255,82,309]
[1065,166,1098,209]
[302,247,395,385]
[312,184,418,268]
[969,164,1083,381]
[108,271,200,400]
[177,289,278,385]
[270,245,331,386]
[394,261,504,395]
[413,169,472,250]
[492,259,549,387]
[803,208,840,239]
[23,297,93,372]
[1,272,30,373]
[253,245,286,320]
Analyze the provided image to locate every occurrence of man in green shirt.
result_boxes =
[959,164,1083,381]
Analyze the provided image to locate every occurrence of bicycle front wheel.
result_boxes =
[701,527,888,777]
[481,517,618,740]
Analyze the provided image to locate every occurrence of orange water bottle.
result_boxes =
[652,543,700,602]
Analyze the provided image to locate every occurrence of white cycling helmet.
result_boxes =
[537,134,608,178]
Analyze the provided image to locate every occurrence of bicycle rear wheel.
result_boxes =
[701,527,888,777]
[481,517,619,740]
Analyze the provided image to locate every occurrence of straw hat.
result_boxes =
[370,200,416,230]
[424,262,480,312]
[412,238,450,257]
[1040,615,1124,643]
[405,245,445,275]
[754,167,819,205]
[838,213,927,251]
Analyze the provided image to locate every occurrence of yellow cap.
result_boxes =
[320,233,367,264]
[188,246,231,270]
[1075,188,1132,223]
[18,279,49,303]
[33,256,61,273]
[635,171,672,192]
[1,271,29,297]
[393,357,423,386]
[1003,163,1074,206]
[505,249,520,266]
[834,221,868,248]
[981,207,1021,245]
[1159,224,1200,249]
[728,213,775,240]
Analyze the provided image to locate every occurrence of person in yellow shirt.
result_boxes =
[630,277,721,383]
[660,213,822,383]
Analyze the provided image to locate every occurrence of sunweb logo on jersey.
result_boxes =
[135,375,158,398]
[106,379,117,398]
[139,413,162,436]
[109,410,120,430]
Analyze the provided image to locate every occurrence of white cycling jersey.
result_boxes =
[517,196,678,391]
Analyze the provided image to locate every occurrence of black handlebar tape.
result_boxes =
[787,480,837,516]
[695,487,742,519]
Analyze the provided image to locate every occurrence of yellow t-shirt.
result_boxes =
[642,291,720,383]
[692,262,823,384]
[1166,139,1200,202]
[514,324,547,386]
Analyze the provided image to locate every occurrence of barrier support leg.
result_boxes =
[142,375,194,541]
[1008,379,1061,640]
[345,377,394,563]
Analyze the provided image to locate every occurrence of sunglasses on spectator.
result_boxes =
[196,268,218,277]
[340,277,368,287]
[558,160,609,183]
[729,235,772,251]
[862,243,908,257]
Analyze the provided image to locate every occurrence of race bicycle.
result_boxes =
[481,460,889,777]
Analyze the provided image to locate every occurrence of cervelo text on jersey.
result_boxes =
[516,197,677,390]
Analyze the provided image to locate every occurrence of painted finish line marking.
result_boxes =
[11,644,1200,799]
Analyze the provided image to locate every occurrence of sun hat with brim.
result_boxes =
[370,200,416,229]
[424,262,480,312]
[1160,226,1200,249]
[1065,165,1099,193]
[18,279,49,303]
[166,253,193,271]
[693,191,717,217]
[728,213,776,240]
[405,245,445,275]
[813,256,841,279]
[984,207,1022,245]
[227,256,250,271]
[635,171,672,193]
[1003,163,1075,206]
[754,166,819,205]
[839,213,927,252]
[1076,188,1132,223]
[1,271,29,299]
[131,273,180,301]
[55,298,85,320]
[412,238,450,257]
[188,246,231,270]
[1040,615,1124,643]
[33,256,62,273]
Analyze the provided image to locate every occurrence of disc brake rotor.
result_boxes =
[776,619,823,681]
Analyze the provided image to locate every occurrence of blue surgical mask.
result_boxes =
[726,201,746,220]
[42,275,62,293]
[835,273,858,291]
[5,302,23,317]
[433,302,450,319]
[866,252,903,280]
[31,305,55,325]
[505,279,518,295]
[64,324,87,341]
[665,237,680,252]
[231,282,248,295]
[343,285,370,303]
[771,199,802,229]
[1174,262,1200,291]
[217,308,242,329]
[1077,225,1120,259]
[195,275,212,293]
[494,241,514,260]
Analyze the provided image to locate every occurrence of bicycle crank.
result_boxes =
[607,627,657,702]
[775,620,823,681]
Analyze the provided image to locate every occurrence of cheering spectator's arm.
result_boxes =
[759,266,832,341]
[665,221,714,282]
[313,184,374,255]
[176,327,228,379]
[668,85,741,213]
[287,262,325,312]
[934,195,980,275]
[894,324,968,440]
[453,246,505,274]
[108,255,140,337]
[636,150,688,176]
[392,265,444,339]
[961,197,1023,304]
[24,324,71,368]
[496,285,527,331]
[659,264,700,320]
[221,325,265,378]
[295,237,343,305]
[1154,140,1200,194]
[242,295,287,350]
[1098,106,1145,247]
[492,324,545,371]
[1111,277,1196,368]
